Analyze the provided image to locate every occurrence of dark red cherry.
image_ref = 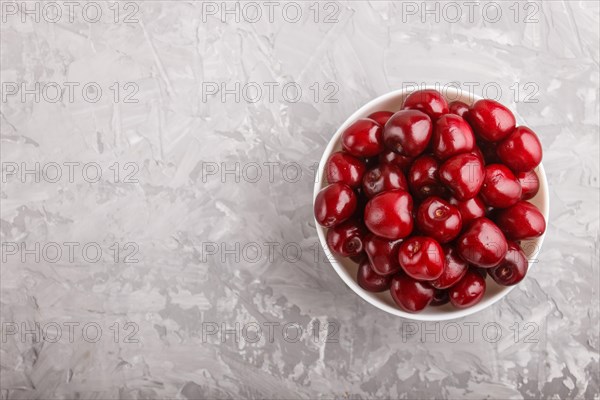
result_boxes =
[431,245,469,289]
[448,196,486,225]
[364,190,413,240]
[367,111,394,126]
[357,259,392,292]
[362,163,408,198]
[430,289,450,306]
[326,219,366,257]
[390,274,435,313]
[416,196,462,243]
[457,217,508,268]
[496,126,543,172]
[516,170,540,200]
[408,155,444,200]
[449,270,486,308]
[489,241,528,286]
[326,151,366,188]
[402,89,449,120]
[477,139,501,164]
[448,100,470,118]
[473,266,488,279]
[314,183,357,228]
[341,118,384,157]
[495,201,546,240]
[398,236,444,280]
[383,110,432,157]
[432,114,475,160]
[439,153,484,200]
[363,234,402,276]
[480,164,522,208]
[379,149,413,172]
[467,99,516,142]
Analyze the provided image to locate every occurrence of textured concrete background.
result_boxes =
[1,1,599,399]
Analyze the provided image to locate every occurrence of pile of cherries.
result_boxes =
[314,89,546,313]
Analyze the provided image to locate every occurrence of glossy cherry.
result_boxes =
[367,111,394,126]
[448,196,486,225]
[431,245,469,289]
[432,114,475,160]
[448,100,469,118]
[495,201,546,240]
[516,170,540,200]
[408,155,445,200]
[402,89,449,120]
[363,234,402,276]
[357,259,392,292]
[467,99,516,142]
[362,164,408,198]
[449,270,486,308]
[383,110,432,157]
[489,241,528,286]
[398,236,444,280]
[439,153,484,200]
[326,219,366,257]
[390,274,435,313]
[416,196,462,243]
[314,183,357,228]
[430,289,450,306]
[496,126,543,172]
[326,151,366,188]
[480,164,522,208]
[457,217,508,268]
[379,150,413,172]
[364,190,413,240]
[341,118,384,157]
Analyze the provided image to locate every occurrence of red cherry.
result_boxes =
[480,164,522,208]
[430,289,450,306]
[403,89,449,120]
[390,274,435,313]
[516,170,540,200]
[341,118,384,157]
[467,99,516,142]
[495,201,546,240]
[489,241,528,286]
[363,234,402,276]
[379,149,413,172]
[477,139,501,164]
[383,110,432,157]
[416,196,462,243]
[432,114,475,160]
[449,270,486,308]
[367,111,394,126]
[326,151,366,188]
[362,164,408,198]
[357,259,392,292]
[408,155,445,200]
[364,190,413,240]
[457,217,508,268]
[439,153,484,200]
[431,245,469,289]
[448,196,486,225]
[496,126,543,172]
[448,101,469,118]
[398,236,444,280]
[314,183,357,228]
[326,219,366,257]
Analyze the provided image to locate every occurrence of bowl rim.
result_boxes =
[313,86,549,321]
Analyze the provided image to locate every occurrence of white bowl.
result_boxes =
[313,86,549,321]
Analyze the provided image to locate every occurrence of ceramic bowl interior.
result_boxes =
[313,86,549,321]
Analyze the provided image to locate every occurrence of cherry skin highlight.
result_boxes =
[383,110,433,157]
[314,183,357,228]
[448,101,470,118]
[326,151,366,188]
[364,190,414,240]
[403,89,449,120]
[342,118,384,157]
